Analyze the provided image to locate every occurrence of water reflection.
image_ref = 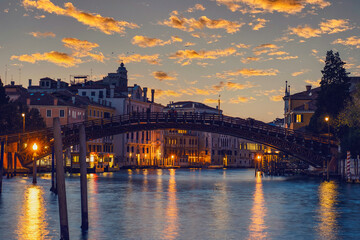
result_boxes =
[317,181,338,240]
[16,185,49,239]
[163,169,179,240]
[212,170,229,236]
[248,173,267,240]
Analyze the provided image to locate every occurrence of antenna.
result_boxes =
[218,94,221,115]
[90,68,93,81]
[19,68,21,85]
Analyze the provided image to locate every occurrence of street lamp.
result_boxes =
[22,113,25,132]
[255,155,262,177]
[32,142,38,184]
[325,116,330,181]
[171,154,174,166]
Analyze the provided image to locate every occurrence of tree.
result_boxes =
[308,50,351,135]
[336,83,360,157]
[0,78,9,106]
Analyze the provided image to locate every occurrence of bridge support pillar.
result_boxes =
[0,141,4,194]
[50,147,56,194]
[54,117,69,240]
[79,124,89,231]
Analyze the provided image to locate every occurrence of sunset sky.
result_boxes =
[0,0,359,122]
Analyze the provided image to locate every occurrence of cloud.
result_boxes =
[241,57,261,63]
[11,51,81,67]
[28,31,56,38]
[276,56,298,60]
[215,0,330,14]
[118,53,161,65]
[269,95,283,102]
[268,51,288,56]
[22,0,138,35]
[62,38,105,62]
[213,81,257,91]
[332,36,360,48]
[131,35,183,48]
[187,4,206,12]
[156,89,182,98]
[234,43,251,48]
[229,96,255,103]
[215,68,279,79]
[152,71,177,81]
[204,99,219,104]
[251,18,268,30]
[292,69,309,76]
[4,9,9,13]
[171,36,183,42]
[159,13,244,34]
[289,19,352,38]
[185,42,196,47]
[305,79,320,86]
[169,47,236,65]
[253,43,279,50]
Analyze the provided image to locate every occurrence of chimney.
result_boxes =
[28,79,32,87]
[57,79,61,89]
[306,85,312,92]
[110,85,115,98]
[54,98,58,106]
[151,89,155,103]
[26,98,30,105]
[11,81,15,86]
[72,96,75,105]
[143,87,148,102]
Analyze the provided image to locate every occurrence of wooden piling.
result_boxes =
[0,141,4,194]
[53,118,69,240]
[50,146,56,193]
[32,156,37,184]
[79,124,89,231]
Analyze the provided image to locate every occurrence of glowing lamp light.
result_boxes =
[325,116,329,122]
[257,155,261,160]
[171,155,174,159]
[32,143,38,151]
[22,113,25,117]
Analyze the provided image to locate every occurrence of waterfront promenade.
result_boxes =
[0,169,359,239]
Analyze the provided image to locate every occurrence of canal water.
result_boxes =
[0,169,360,240]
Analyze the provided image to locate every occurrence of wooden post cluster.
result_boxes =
[79,124,89,231]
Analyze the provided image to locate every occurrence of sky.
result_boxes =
[0,0,359,122]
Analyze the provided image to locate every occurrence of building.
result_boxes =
[28,77,69,93]
[283,77,360,131]
[4,81,27,102]
[162,101,264,168]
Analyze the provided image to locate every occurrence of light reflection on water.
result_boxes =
[1,169,360,240]
[317,181,338,240]
[248,173,267,240]
[16,185,49,240]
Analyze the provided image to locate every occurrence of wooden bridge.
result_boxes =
[0,112,338,168]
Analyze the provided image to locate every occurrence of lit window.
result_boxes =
[296,114,303,123]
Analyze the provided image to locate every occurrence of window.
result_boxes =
[46,109,52,117]
[60,109,65,117]
[296,114,303,123]
[99,91,103,99]
[82,92,86,96]
[91,91,96,96]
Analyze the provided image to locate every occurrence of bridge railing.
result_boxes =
[0,112,337,146]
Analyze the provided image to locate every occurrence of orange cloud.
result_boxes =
[119,53,161,65]
[152,71,177,81]
[187,4,206,12]
[252,18,268,30]
[169,47,236,65]
[292,69,309,76]
[131,35,182,48]
[229,96,255,103]
[22,0,138,35]
[62,38,105,62]
[234,43,251,48]
[28,31,56,38]
[216,0,330,14]
[213,81,257,91]
[159,13,244,33]
[332,36,360,48]
[268,51,288,56]
[276,56,298,60]
[289,19,352,38]
[269,95,283,102]
[204,98,220,104]
[11,51,81,67]
[241,57,261,63]
[156,89,182,98]
[305,79,321,87]
[253,43,279,50]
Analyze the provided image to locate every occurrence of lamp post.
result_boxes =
[255,155,261,176]
[32,142,38,184]
[22,113,25,132]
[325,116,330,181]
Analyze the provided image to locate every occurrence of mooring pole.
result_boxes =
[53,118,69,240]
[32,155,37,184]
[0,141,4,194]
[79,124,89,231]
[50,146,56,193]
